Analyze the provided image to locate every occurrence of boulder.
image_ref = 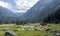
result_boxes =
[5,31,16,36]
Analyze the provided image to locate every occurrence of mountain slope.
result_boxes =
[0,6,23,23]
[20,0,60,23]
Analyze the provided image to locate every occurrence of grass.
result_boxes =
[0,31,45,36]
[0,31,5,36]
[0,23,60,36]
[16,31,45,36]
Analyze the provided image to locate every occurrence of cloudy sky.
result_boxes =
[0,0,39,13]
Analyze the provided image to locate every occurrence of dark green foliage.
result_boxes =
[12,21,15,24]
[16,20,20,25]
[23,21,27,24]
[16,19,27,25]
[43,8,60,23]
[0,20,2,24]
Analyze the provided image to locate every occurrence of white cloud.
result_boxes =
[0,1,12,9]
[0,1,16,13]
[0,0,39,13]
[14,0,39,13]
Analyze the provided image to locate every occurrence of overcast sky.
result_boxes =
[0,0,39,13]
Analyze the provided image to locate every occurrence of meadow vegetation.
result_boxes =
[0,23,60,36]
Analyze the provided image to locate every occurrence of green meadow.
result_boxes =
[0,23,60,36]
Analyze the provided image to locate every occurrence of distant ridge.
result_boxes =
[0,6,24,24]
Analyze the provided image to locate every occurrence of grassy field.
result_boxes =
[0,23,60,36]
[0,31,45,36]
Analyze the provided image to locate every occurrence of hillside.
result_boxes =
[20,0,60,23]
[0,6,23,24]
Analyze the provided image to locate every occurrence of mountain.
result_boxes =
[13,13,24,18]
[43,6,60,23]
[0,6,24,23]
[20,0,60,23]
